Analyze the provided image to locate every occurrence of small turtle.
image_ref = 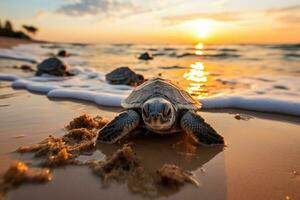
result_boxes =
[57,50,70,57]
[36,57,72,76]
[97,78,224,145]
[106,67,145,86]
[138,52,153,60]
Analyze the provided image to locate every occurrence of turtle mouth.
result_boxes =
[144,115,172,131]
[144,113,170,123]
[146,123,171,131]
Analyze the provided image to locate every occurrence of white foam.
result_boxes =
[0,74,19,81]
[1,71,300,116]
[0,47,40,63]
[12,79,60,94]
[0,68,131,107]
[200,75,300,116]
[48,89,126,107]
[201,95,300,116]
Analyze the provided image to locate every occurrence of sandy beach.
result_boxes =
[0,38,300,200]
[1,79,300,200]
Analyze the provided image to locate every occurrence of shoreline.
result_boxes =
[0,36,43,48]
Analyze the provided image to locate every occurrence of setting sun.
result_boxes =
[190,19,215,39]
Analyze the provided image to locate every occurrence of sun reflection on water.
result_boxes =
[195,42,204,55]
[195,50,203,55]
[195,43,204,50]
[183,62,209,98]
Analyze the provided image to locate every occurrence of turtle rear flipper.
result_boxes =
[97,109,140,144]
[180,111,224,145]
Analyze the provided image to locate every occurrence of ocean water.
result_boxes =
[0,42,299,115]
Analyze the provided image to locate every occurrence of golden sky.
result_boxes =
[0,0,299,44]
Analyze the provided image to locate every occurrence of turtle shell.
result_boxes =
[106,67,145,86]
[37,57,67,72]
[106,67,135,82]
[122,78,201,110]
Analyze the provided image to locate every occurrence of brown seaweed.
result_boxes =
[157,164,199,187]
[66,114,108,130]
[92,145,140,183]
[16,114,108,167]
[0,161,52,199]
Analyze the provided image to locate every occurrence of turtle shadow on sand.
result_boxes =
[95,130,224,197]
[98,131,224,171]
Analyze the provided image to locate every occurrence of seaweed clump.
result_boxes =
[66,114,108,130]
[157,164,199,187]
[0,161,51,199]
[91,145,158,197]
[17,135,76,166]
[16,114,108,167]
[92,145,140,183]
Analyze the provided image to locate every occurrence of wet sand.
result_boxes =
[0,80,300,200]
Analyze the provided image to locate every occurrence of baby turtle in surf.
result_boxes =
[36,57,72,76]
[57,50,70,57]
[138,52,153,60]
[97,78,224,145]
[106,67,145,86]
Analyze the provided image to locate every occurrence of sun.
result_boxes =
[190,19,215,39]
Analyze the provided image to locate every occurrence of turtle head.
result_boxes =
[141,97,176,132]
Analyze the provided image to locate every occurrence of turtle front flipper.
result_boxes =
[97,109,140,144]
[180,111,224,146]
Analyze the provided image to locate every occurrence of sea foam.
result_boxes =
[0,66,132,107]
[1,71,300,116]
[201,95,300,116]
[201,75,300,116]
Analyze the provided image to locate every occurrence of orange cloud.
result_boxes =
[162,12,240,24]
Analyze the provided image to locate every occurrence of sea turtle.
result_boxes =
[36,57,72,76]
[106,67,145,86]
[138,52,153,60]
[97,78,224,145]
[57,50,70,57]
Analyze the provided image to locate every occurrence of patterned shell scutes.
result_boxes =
[121,78,201,110]
[106,67,135,81]
[37,57,66,71]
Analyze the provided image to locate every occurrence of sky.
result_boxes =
[0,0,299,44]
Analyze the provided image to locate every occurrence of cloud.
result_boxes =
[211,0,230,7]
[162,11,240,24]
[266,5,300,14]
[266,5,300,24]
[57,0,139,17]
[161,4,300,26]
